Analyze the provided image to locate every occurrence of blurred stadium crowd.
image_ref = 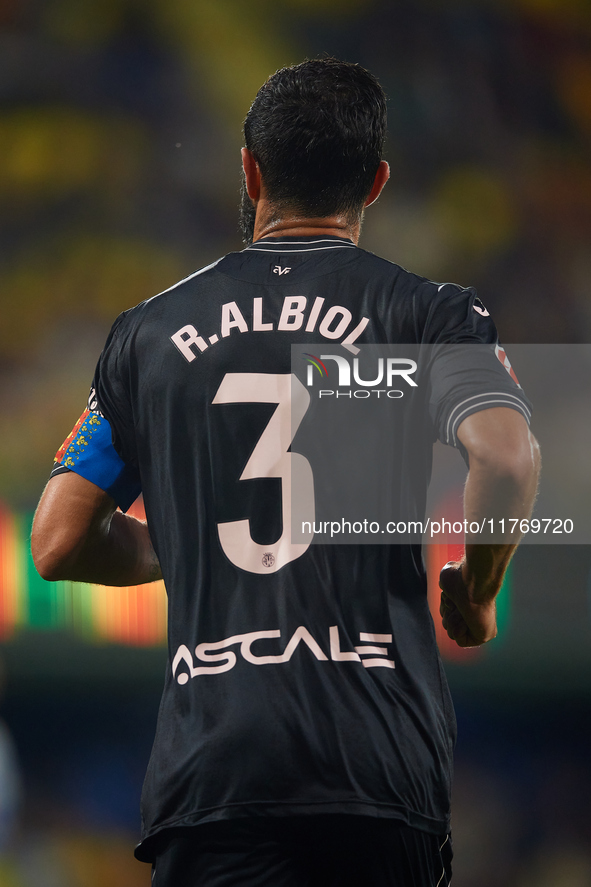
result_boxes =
[2,0,591,508]
[1,0,591,884]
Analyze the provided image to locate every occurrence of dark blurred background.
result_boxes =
[1,0,591,884]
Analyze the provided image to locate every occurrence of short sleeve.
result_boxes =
[51,311,142,512]
[52,406,141,512]
[429,343,532,452]
[422,285,532,455]
[91,311,139,469]
[421,283,498,346]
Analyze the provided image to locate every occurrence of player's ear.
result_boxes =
[364,161,390,208]
[241,148,261,201]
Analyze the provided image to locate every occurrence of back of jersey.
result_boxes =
[91,236,527,860]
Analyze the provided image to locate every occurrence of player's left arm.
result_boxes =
[439,406,540,646]
[31,471,162,586]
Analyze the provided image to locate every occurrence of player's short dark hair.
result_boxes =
[244,58,387,221]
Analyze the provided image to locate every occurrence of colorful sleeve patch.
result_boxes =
[495,343,521,387]
[55,408,92,464]
[53,409,141,512]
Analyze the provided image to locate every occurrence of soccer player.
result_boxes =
[31,59,540,886]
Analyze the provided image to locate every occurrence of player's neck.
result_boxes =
[252,203,361,245]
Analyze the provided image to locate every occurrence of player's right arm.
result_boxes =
[31,305,164,586]
[32,470,162,586]
[438,406,541,647]
[31,380,161,587]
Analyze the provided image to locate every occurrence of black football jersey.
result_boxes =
[58,236,531,860]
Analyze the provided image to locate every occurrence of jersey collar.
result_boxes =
[245,235,356,254]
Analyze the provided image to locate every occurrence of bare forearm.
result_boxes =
[440,409,540,647]
[462,445,540,603]
[53,511,163,586]
[461,543,515,604]
[32,473,162,586]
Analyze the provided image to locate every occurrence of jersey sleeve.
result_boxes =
[52,404,141,512]
[91,311,139,469]
[51,312,141,512]
[422,284,532,454]
[429,342,532,453]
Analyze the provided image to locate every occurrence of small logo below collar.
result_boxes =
[272,264,291,276]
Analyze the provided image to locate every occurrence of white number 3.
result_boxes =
[212,373,314,574]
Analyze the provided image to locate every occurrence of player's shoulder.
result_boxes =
[356,247,497,342]
[108,255,227,334]
[355,247,485,320]
[415,278,480,318]
[352,244,415,284]
[354,246,471,299]
[139,256,225,311]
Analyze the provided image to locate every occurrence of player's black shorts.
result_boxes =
[150,815,452,887]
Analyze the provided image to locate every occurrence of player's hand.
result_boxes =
[439,561,498,648]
